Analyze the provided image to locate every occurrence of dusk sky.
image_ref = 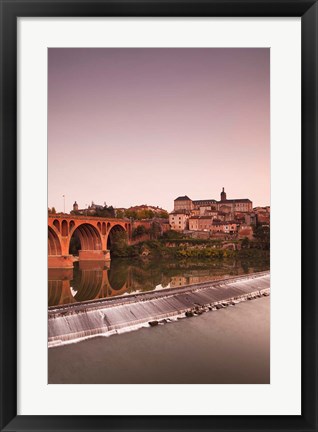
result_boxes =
[48,48,270,213]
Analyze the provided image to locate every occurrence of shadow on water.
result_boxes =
[48,255,270,307]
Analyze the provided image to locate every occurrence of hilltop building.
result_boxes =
[170,188,255,235]
[169,209,191,232]
[173,196,194,212]
[71,201,114,217]
[173,188,252,215]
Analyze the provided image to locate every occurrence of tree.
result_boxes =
[110,231,131,257]
[158,211,169,219]
[150,221,162,240]
[116,209,124,219]
[241,237,250,249]
[132,225,147,239]
[95,205,115,218]
[253,224,270,249]
[125,209,137,220]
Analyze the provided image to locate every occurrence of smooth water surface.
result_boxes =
[48,256,270,307]
[48,296,270,384]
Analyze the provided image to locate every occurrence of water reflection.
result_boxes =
[48,256,269,307]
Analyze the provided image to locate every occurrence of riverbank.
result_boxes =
[112,235,270,260]
[48,295,270,384]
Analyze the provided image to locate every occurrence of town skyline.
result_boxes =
[49,186,269,215]
[49,48,270,212]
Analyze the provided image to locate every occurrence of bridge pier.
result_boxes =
[48,255,74,269]
[48,251,111,268]
[78,249,111,262]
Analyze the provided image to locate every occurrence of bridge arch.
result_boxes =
[48,216,131,267]
[72,267,104,302]
[107,224,126,250]
[107,261,128,295]
[48,226,62,255]
[61,219,69,236]
[53,219,60,232]
[69,222,102,255]
[48,280,63,306]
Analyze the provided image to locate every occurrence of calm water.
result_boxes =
[48,296,270,384]
[48,257,270,384]
[48,256,270,307]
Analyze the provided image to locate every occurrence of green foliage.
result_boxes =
[132,225,148,239]
[110,231,138,258]
[175,248,234,260]
[108,233,270,264]
[125,209,155,220]
[124,209,137,220]
[162,230,185,240]
[157,211,169,219]
[94,206,115,218]
[241,237,250,249]
[253,224,270,250]
[149,222,162,240]
[71,205,116,218]
[115,209,124,218]
[117,208,169,220]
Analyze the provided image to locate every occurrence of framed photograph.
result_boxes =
[0,0,317,431]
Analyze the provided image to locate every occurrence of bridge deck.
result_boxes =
[48,271,270,347]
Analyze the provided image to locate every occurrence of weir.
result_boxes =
[48,271,270,347]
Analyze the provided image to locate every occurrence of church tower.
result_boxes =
[73,201,79,212]
[220,187,227,201]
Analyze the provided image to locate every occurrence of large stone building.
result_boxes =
[217,188,253,213]
[170,188,253,234]
[173,188,252,214]
[173,196,194,212]
[189,216,213,232]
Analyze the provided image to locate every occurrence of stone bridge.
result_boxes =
[48,215,132,268]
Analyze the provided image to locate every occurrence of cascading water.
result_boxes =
[48,271,270,347]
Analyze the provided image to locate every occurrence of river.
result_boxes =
[48,254,270,307]
[48,295,270,384]
[48,254,270,384]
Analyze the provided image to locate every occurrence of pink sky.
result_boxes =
[48,48,270,213]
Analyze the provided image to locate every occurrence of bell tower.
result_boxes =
[73,201,79,212]
[220,187,227,201]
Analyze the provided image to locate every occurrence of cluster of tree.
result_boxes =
[72,205,115,218]
[176,248,234,259]
[253,224,270,250]
[110,231,138,258]
[132,225,148,239]
[162,230,185,240]
[132,222,163,241]
[241,237,250,249]
[108,231,271,261]
[94,206,115,218]
[116,208,168,220]
[48,207,56,214]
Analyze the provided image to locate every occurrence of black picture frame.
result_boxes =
[0,0,317,431]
